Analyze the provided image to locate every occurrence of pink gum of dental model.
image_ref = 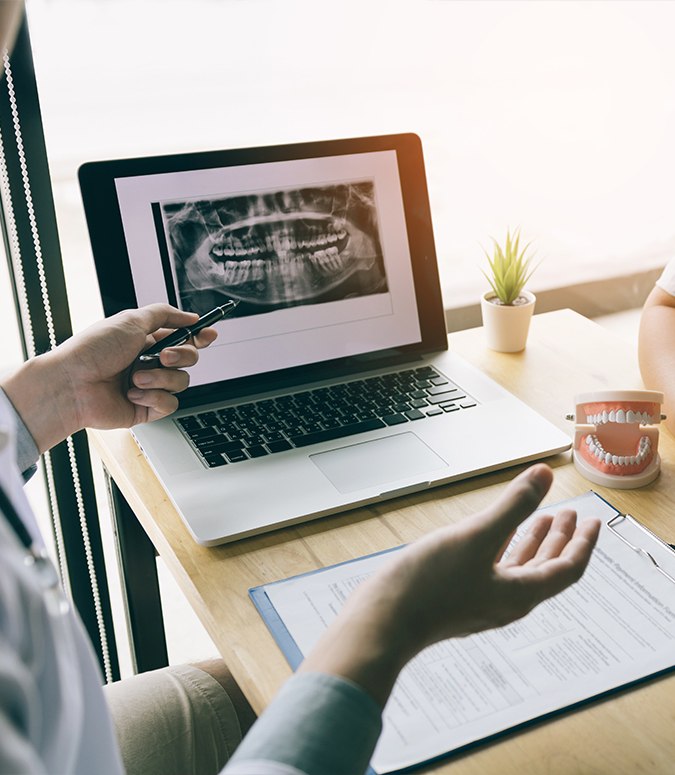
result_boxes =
[572,389,665,489]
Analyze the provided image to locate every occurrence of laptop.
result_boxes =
[79,133,570,546]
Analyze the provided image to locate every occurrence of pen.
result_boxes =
[138,301,239,362]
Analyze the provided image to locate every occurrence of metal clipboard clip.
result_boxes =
[607,514,675,586]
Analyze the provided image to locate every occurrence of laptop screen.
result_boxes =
[80,134,447,403]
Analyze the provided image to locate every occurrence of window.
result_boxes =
[26,0,674,328]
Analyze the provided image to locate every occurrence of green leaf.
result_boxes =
[481,227,539,304]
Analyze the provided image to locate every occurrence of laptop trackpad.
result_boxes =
[310,432,447,494]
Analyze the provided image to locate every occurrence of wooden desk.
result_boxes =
[90,309,675,774]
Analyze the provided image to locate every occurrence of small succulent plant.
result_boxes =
[482,228,538,305]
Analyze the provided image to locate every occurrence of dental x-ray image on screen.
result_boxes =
[155,181,389,317]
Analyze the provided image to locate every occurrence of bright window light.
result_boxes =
[26,0,675,323]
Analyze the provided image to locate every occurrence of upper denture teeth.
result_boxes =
[587,408,653,425]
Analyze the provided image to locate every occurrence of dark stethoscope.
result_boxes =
[0,484,69,616]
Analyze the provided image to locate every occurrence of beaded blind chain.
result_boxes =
[0,47,114,683]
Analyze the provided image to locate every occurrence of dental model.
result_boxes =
[571,390,665,488]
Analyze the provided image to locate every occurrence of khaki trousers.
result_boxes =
[104,664,242,775]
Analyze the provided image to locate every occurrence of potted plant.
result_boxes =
[480,228,539,352]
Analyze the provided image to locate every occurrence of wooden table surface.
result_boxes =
[90,309,675,774]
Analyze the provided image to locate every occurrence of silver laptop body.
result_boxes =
[80,133,570,545]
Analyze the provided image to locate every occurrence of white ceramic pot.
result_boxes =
[480,289,536,353]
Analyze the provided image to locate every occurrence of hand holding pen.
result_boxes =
[139,301,239,362]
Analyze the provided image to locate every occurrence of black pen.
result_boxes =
[138,301,239,362]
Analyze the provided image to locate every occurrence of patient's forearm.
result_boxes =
[639,299,675,435]
[298,580,412,709]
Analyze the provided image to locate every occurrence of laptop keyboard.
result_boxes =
[176,366,478,468]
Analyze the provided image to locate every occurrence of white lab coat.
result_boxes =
[0,392,123,773]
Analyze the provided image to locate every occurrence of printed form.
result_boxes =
[262,492,675,774]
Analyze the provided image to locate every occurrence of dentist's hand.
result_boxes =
[2,304,217,453]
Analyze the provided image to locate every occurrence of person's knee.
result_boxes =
[193,659,257,735]
[105,662,251,775]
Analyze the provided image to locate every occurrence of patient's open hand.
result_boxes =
[301,464,601,707]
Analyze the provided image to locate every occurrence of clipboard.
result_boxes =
[250,492,675,775]
[250,544,404,671]
[607,512,675,585]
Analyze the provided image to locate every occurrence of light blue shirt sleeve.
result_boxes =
[0,389,39,477]
[223,672,383,775]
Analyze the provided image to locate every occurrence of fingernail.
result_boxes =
[162,350,180,365]
[134,372,152,386]
[524,464,550,490]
